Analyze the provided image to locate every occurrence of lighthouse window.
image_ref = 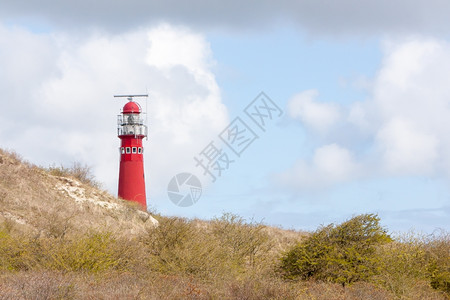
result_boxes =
[126,147,131,154]
[126,114,139,125]
[132,147,137,153]
[121,147,125,154]
[138,147,142,154]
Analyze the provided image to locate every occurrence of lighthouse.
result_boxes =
[116,95,148,210]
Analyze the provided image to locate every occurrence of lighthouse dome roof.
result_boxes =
[122,101,141,114]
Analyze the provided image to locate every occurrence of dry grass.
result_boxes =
[0,148,449,299]
[0,149,157,239]
[3,271,446,300]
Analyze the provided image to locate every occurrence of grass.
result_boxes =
[0,148,449,299]
[47,162,100,188]
[0,149,155,239]
[1,215,448,299]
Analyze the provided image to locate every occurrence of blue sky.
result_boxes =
[1,1,449,233]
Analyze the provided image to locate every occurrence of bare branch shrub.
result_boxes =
[47,162,99,188]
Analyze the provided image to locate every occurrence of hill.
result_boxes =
[0,149,158,238]
[0,148,448,299]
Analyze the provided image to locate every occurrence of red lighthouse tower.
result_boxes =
[116,95,148,210]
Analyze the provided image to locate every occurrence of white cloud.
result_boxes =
[370,38,450,176]
[282,37,450,189]
[0,23,229,202]
[287,89,341,133]
[376,118,438,175]
[276,143,360,189]
[146,24,214,73]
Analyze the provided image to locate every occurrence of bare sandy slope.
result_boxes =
[0,149,158,238]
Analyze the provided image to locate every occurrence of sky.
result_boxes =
[1,1,450,234]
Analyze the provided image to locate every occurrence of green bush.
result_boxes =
[375,231,449,296]
[0,228,34,270]
[280,214,392,286]
[426,231,450,294]
[374,236,429,297]
[44,232,134,272]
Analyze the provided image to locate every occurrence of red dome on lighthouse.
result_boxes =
[123,101,141,114]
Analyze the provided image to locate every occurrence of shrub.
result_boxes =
[375,230,450,297]
[47,162,99,188]
[280,214,392,286]
[0,228,34,271]
[142,216,223,276]
[141,214,273,279]
[42,232,136,273]
[426,231,450,294]
[210,213,271,270]
[374,235,429,297]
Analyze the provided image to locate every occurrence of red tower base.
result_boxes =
[118,161,146,209]
[118,137,147,210]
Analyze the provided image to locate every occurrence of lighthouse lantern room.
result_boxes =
[116,94,148,210]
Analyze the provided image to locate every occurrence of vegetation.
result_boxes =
[0,148,449,299]
[280,214,449,298]
[280,214,392,285]
[1,214,448,299]
[47,162,100,188]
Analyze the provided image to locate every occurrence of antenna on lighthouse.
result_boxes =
[114,94,148,99]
